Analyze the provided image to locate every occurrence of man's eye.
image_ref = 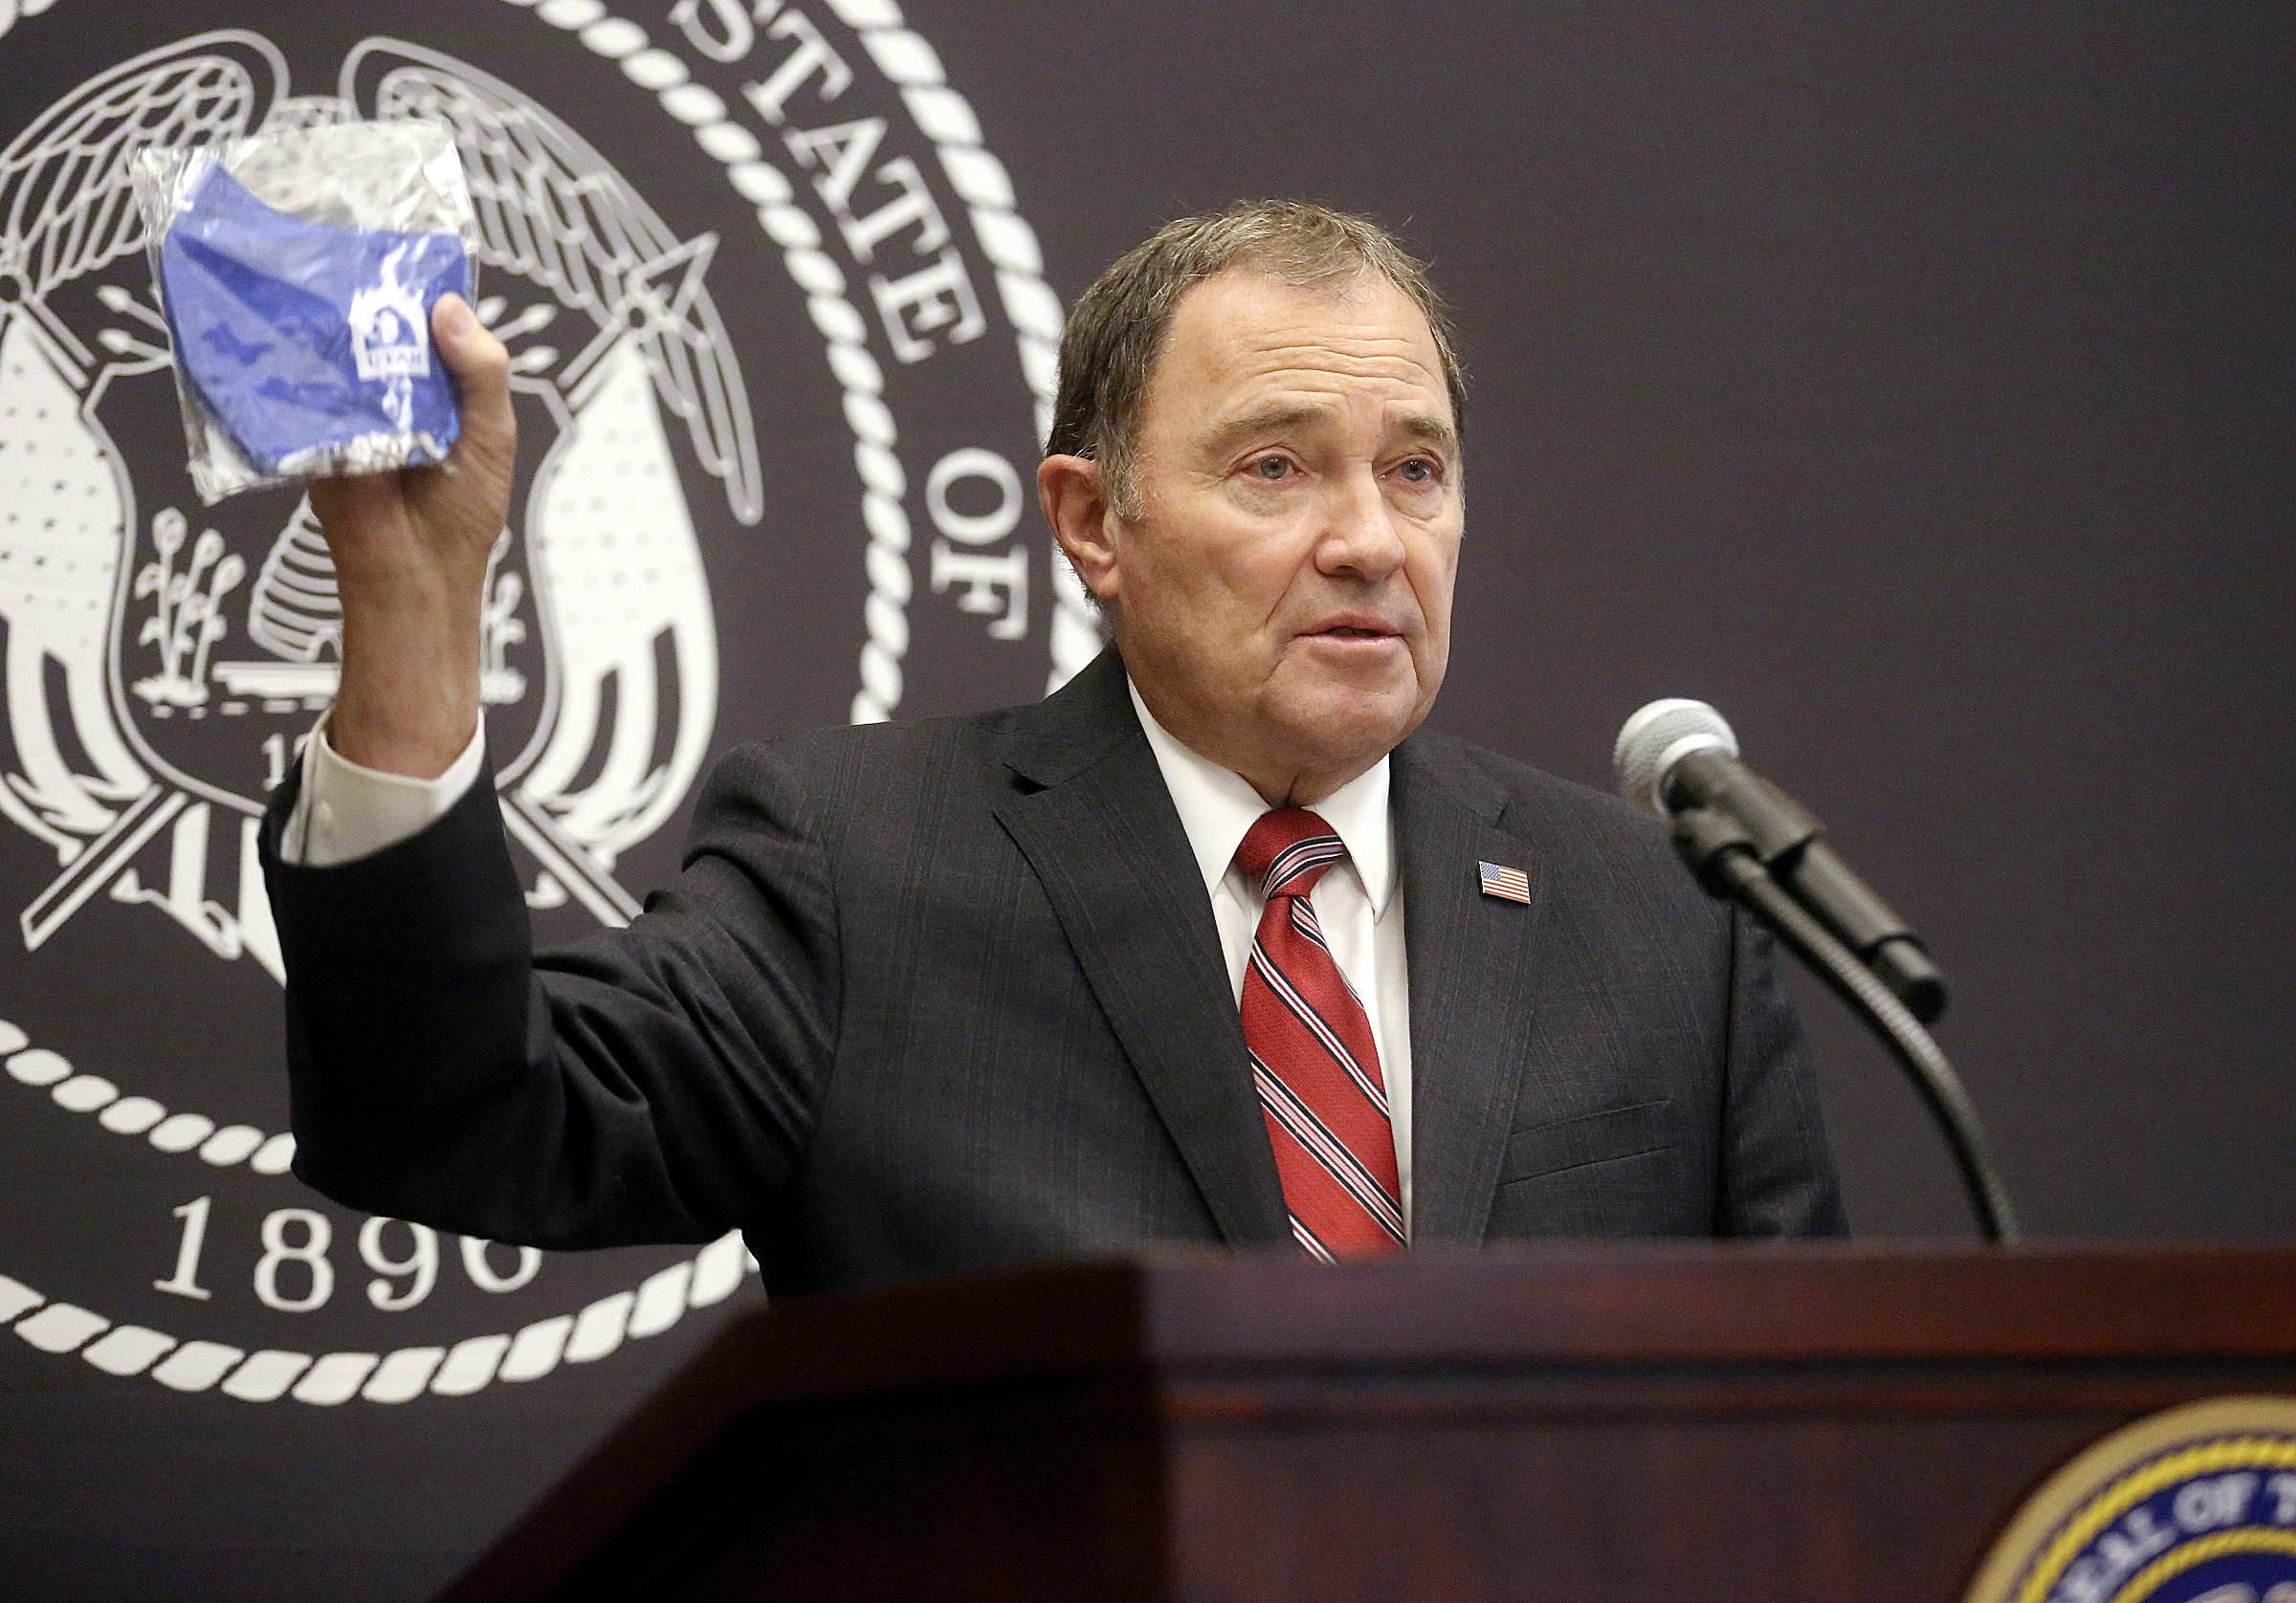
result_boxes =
[1397,457,1438,484]
[1250,455,1291,481]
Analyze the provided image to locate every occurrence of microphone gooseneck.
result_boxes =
[1614,698,2020,1245]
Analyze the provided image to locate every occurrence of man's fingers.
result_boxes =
[305,298,515,570]
[432,294,515,449]
[424,293,518,546]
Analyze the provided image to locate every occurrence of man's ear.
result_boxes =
[1038,453,1120,606]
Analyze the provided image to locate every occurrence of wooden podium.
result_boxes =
[441,1244,2296,1602]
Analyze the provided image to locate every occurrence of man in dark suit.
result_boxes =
[267,202,1842,1293]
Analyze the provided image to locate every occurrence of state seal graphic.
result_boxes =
[0,0,1090,1405]
[1966,1398,2296,1603]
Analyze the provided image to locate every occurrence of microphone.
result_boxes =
[1614,699,1948,1023]
[1611,698,2017,1243]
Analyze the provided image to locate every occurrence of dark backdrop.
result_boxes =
[0,2,2288,1597]
[929,0,2296,1243]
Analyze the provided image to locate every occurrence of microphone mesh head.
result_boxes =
[1614,698,1738,818]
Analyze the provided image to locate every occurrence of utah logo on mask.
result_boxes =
[346,253,432,384]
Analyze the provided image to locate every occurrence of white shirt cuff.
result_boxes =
[277,714,486,868]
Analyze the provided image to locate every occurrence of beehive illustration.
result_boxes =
[245,498,342,665]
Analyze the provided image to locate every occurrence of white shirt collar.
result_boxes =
[1128,678,1395,914]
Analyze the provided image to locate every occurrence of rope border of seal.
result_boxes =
[1,1230,753,1403]
[512,0,1097,724]
[0,999,758,1403]
[4,1021,298,1173]
[0,0,61,44]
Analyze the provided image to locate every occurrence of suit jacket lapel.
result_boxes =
[992,651,1292,1248]
[1393,738,1553,1244]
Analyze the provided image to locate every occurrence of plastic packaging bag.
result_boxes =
[131,121,480,503]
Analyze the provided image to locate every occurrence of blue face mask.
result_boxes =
[159,162,470,475]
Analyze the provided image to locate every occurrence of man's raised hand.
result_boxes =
[307,294,516,779]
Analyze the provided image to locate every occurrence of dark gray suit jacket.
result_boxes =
[265,648,1843,1295]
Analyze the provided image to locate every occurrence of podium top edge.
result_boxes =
[697,1241,2296,1408]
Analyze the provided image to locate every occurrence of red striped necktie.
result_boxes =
[1235,808,1405,1260]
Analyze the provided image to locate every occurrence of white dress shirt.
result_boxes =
[1127,684,1414,1232]
[283,682,1417,1230]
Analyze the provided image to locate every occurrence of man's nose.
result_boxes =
[1314,467,1406,581]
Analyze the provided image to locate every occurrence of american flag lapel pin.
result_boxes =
[1477,860,1531,905]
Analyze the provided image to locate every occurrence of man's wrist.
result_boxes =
[283,712,487,867]
[327,623,483,779]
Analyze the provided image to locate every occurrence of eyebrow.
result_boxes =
[1199,403,1323,456]
[1396,412,1460,455]
[1198,404,1460,459]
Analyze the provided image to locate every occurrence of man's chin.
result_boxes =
[1267,684,1427,772]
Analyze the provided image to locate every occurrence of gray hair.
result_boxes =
[1046,200,1465,518]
